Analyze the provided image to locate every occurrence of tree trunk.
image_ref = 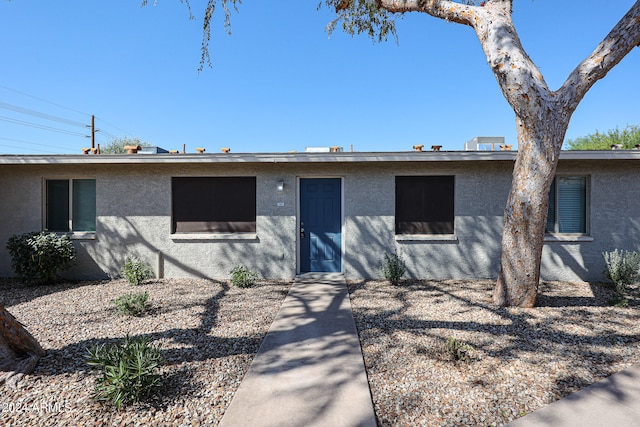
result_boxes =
[0,304,45,388]
[493,118,567,307]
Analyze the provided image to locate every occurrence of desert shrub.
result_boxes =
[6,231,76,284]
[86,336,163,410]
[608,294,630,308]
[382,251,406,286]
[603,249,640,294]
[113,291,151,316]
[121,256,153,286]
[230,265,258,288]
[444,336,473,362]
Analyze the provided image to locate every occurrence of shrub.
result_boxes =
[382,251,406,286]
[86,336,163,410]
[444,336,472,362]
[113,291,151,316]
[603,249,640,294]
[229,265,258,288]
[6,231,76,284]
[608,294,630,308]
[121,256,153,286]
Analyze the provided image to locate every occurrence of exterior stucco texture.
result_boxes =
[0,155,638,283]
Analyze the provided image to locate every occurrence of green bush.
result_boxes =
[6,231,76,284]
[382,251,406,286]
[229,265,258,288]
[603,249,640,294]
[86,336,163,410]
[444,336,472,362]
[121,256,153,286]
[113,291,151,316]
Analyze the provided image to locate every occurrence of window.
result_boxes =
[395,176,455,234]
[45,179,96,232]
[172,177,256,233]
[546,176,588,234]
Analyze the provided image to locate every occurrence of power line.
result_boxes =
[0,85,139,145]
[0,101,87,127]
[0,115,87,137]
[95,116,133,136]
[0,137,78,153]
[0,85,90,117]
[0,144,59,154]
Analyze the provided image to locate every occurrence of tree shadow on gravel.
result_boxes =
[347,279,640,424]
[0,278,110,308]
[14,280,289,408]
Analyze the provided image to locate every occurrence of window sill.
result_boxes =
[58,232,96,240]
[544,234,594,242]
[171,233,258,242]
[395,234,458,242]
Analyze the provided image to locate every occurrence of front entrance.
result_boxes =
[299,178,342,273]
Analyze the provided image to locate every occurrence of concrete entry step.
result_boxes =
[219,273,376,427]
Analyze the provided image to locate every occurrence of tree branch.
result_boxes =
[377,0,477,26]
[559,1,640,112]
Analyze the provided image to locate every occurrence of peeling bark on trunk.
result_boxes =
[0,304,45,389]
[493,119,566,307]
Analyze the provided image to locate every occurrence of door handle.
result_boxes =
[300,228,305,239]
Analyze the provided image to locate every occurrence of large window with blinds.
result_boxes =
[45,178,96,232]
[546,176,589,234]
[172,177,256,233]
[395,176,455,235]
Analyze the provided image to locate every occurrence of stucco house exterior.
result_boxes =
[1,148,639,283]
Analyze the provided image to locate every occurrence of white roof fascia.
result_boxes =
[0,150,639,165]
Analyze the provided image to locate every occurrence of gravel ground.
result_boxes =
[348,279,640,426]
[0,278,290,426]
[2,278,640,426]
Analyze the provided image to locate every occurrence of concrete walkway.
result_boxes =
[219,273,376,427]
[508,363,640,427]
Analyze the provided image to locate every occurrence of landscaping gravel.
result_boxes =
[348,279,640,426]
[0,278,290,426]
[2,277,639,426]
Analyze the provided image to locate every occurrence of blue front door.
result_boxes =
[300,178,342,273]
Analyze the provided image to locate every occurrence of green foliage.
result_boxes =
[608,294,630,308]
[229,265,258,288]
[444,336,472,362]
[382,251,406,286]
[6,231,76,284]
[565,125,640,150]
[603,249,640,294]
[101,137,150,154]
[86,336,163,410]
[113,291,151,316]
[121,256,154,286]
[323,0,398,43]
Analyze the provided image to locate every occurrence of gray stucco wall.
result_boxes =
[0,158,638,282]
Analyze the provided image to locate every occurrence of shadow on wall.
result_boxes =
[397,216,504,281]
[76,216,296,281]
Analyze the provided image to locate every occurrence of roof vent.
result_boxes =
[138,146,169,154]
[464,137,505,151]
[305,146,344,153]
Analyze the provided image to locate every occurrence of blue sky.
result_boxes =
[0,1,638,154]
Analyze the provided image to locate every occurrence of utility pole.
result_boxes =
[85,115,99,153]
[91,115,95,149]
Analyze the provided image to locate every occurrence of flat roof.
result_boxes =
[1,150,639,165]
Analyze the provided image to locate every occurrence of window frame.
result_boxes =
[394,175,456,240]
[545,175,590,237]
[171,176,257,238]
[43,177,97,239]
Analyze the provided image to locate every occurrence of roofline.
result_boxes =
[0,150,639,165]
